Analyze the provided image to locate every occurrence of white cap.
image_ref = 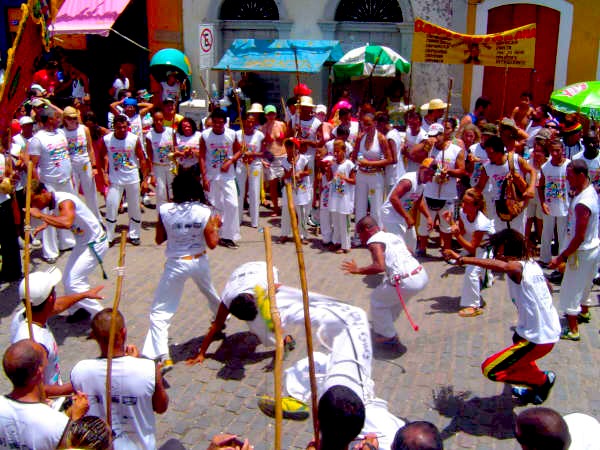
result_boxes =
[19,116,33,126]
[315,104,327,114]
[19,267,62,306]
[428,123,445,137]
[322,155,335,163]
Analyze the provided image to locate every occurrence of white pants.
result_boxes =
[371,268,429,338]
[382,214,417,253]
[540,215,568,263]
[460,247,492,308]
[42,180,76,259]
[207,178,240,241]
[72,160,100,221]
[64,238,108,316]
[331,212,351,250]
[320,207,333,243]
[154,165,173,210]
[142,256,220,360]
[281,198,308,239]
[355,171,384,227]
[236,163,261,227]
[559,246,600,315]
[417,199,455,236]
[105,182,141,241]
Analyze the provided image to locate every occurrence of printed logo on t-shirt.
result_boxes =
[544,176,567,203]
[67,135,86,156]
[47,141,69,165]
[110,147,135,170]
[209,144,229,168]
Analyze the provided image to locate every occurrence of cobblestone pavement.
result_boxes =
[0,200,598,450]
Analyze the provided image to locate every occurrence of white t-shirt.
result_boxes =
[0,154,9,204]
[236,129,265,168]
[572,150,600,207]
[424,143,462,200]
[112,77,129,100]
[385,128,405,185]
[564,413,600,450]
[29,129,72,184]
[160,81,181,102]
[567,184,600,250]
[54,192,103,244]
[324,139,353,158]
[201,128,238,181]
[0,396,68,450]
[176,131,201,168]
[127,114,145,150]
[329,159,355,214]
[71,356,157,450]
[282,154,311,206]
[460,210,494,245]
[469,142,489,187]
[382,171,424,223]
[404,128,428,172]
[333,121,359,148]
[507,261,561,344]
[299,117,321,155]
[62,124,90,165]
[160,201,210,258]
[367,230,420,280]
[10,310,61,385]
[525,122,543,149]
[146,127,174,165]
[104,132,141,185]
[541,159,570,217]
[482,153,525,202]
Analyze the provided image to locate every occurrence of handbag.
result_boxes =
[495,152,528,222]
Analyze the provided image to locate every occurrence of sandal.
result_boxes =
[458,307,483,317]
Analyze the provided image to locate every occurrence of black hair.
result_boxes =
[515,408,571,450]
[483,135,505,154]
[338,108,351,117]
[210,108,228,121]
[488,229,531,260]
[177,117,198,135]
[521,91,533,101]
[171,171,207,204]
[3,340,44,388]
[474,96,491,110]
[286,97,297,107]
[65,416,113,450]
[406,110,422,122]
[392,421,443,450]
[336,124,350,138]
[444,117,458,130]
[318,385,365,450]
[113,115,129,126]
[228,293,258,321]
[376,112,390,123]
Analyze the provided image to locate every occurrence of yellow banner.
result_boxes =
[412,18,536,68]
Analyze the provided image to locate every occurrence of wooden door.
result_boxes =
[482,4,559,121]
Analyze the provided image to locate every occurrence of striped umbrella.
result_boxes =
[333,45,411,81]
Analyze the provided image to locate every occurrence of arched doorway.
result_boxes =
[219,0,279,20]
[334,0,403,22]
[482,3,559,120]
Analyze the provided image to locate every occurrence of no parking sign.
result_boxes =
[199,24,215,69]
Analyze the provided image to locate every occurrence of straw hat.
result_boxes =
[299,96,315,108]
[247,103,264,114]
[420,98,448,111]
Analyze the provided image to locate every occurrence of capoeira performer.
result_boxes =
[189,260,405,449]
[99,114,149,246]
[30,180,109,321]
[11,268,104,396]
[62,106,101,220]
[236,113,265,228]
[352,113,394,229]
[145,109,175,210]
[142,171,221,371]
[28,107,76,263]
[381,158,436,252]
[199,108,242,249]
[444,229,560,405]
[342,216,428,345]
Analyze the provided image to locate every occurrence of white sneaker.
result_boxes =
[31,237,42,249]
[142,195,151,206]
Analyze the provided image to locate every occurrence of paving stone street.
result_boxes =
[0,201,598,450]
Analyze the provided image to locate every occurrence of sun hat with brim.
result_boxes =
[63,106,79,118]
[562,121,582,135]
[19,267,62,306]
[420,98,448,111]
[19,116,34,126]
[264,105,277,114]
[428,123,445,136]
[247,103,264,114]
[481,123,498,136]
[299,96,315,108]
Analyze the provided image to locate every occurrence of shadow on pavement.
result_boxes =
[158,438,186,450]
[0,282,21,320]
[170,332,274,381]
[48,315,93,345]
[432,384,516,440]
[361,274,384,289]
[419,295,461,315]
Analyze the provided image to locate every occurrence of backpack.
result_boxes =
[495,152,528,222]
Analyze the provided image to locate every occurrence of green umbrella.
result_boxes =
[333,45,411,81]
[550,81,600,120]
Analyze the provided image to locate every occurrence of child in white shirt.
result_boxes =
[328,139,356,253]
